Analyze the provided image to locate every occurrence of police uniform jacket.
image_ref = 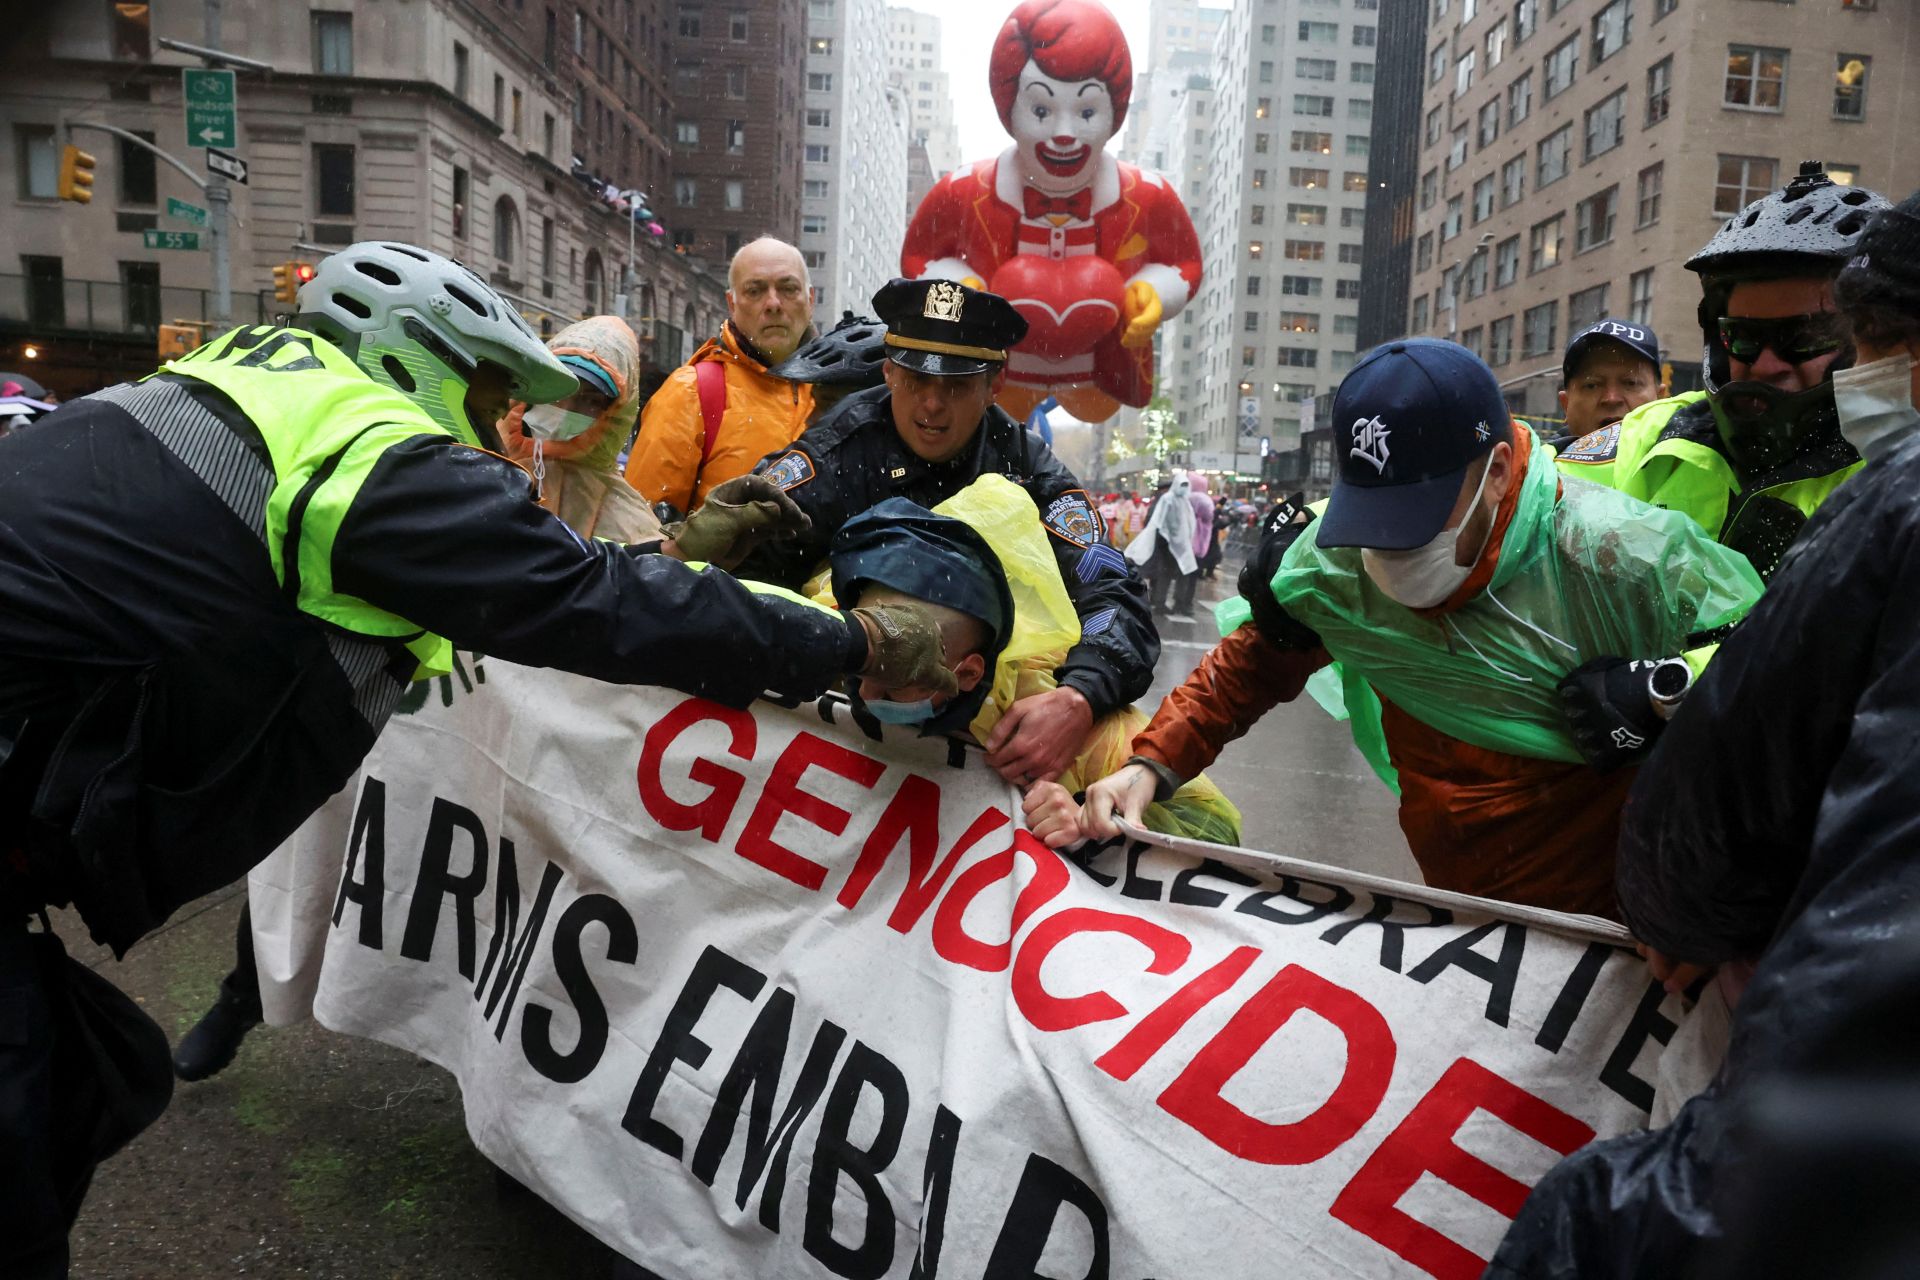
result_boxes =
[743,385,1159,717]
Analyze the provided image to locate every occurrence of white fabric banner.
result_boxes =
[250,659,1700,1280]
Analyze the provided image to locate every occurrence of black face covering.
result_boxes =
[1708,376,1854,476]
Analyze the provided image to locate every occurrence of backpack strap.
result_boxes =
[693,359,726,463]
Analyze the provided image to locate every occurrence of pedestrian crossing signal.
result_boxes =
[158,324,202,361]
[273,260,316,305]
[57,145,96,204]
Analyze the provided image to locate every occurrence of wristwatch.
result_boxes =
[1646,658,1694,721]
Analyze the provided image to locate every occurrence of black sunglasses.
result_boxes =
[1717,314,1846,367]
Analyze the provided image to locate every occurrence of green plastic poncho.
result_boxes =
[1216,433,1764,788]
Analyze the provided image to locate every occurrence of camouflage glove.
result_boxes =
[665,475,811,569]
[848,602,958,696]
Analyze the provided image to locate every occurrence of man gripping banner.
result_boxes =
[249,664,1708,1280]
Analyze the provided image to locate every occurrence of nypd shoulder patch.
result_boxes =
[1075,542,1129,583]
[763,450,816,491]
[1556,422,1621,465]
[1042,489,1102,547]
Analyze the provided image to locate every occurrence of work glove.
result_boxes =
[1556,657,1668,771]
[665,475,810,569]
[1236,492,1323,652]
[848,602,958,697]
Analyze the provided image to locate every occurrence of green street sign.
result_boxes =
[165,196,208,226]
[143,229,201,251]
[182,68,237,149]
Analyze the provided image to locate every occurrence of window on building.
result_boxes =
[1253,169,1268,189]
[1419,167,1438,210]
[1477,100,1500,149]
[314,143,354,219]
[730,12,750,39]
[1545,34,1580,99]
[1487,22,1508,68]
[1460,326,1484,360]
[1536,125,1570,188]
[1241,344,1257,367]
[121,260,160,333]
[453,42,470,98]
[1416,232,1434,272]
[1280,311,1320,333]
[1255,97,1271,120]
[1465,251,1488,298]
[1455,50,1476,98]
[1252,204,1267,225]
[1826,164,1861,186]
[1281,276,1323,296]
[803,178,829,198]
[1298,20,1337,41]
[1584,90,1625,161]
[1495,235,1520,287]
[1343,171,1367,192]
[1628,269,1654,325]
[1291,130,1330,154]
[1478,315,1510,365]
[1590,0,1630,65]
[1569,283,1610,331]
[1346,136,1370,158]
[1260,61,1275,83]
[1448,124,1468,171]
[1289,167,1329,189]
[1470,175,1495,223]
[1296,94,1334,116]
[1351,62,1375,85]
[1714,154,1778,214]
[1338,243,1363,264]
[1279,348,1319,367]
[1501,155,1526,208]
[492,195,518,265]
[1341,207,1366,228]
[1443,195,1463,239]
[727,120,746,154]
[728,66,748,98]
[805,143,831,163]
[807,71,832,91]
[1508,72,1534,127]
[15,124,57,199]
[1335,279,1362,300]
[313,11,353,75]
[1636,162,1663,227]
[675,119,698,146]
[1725,45,1787,111]
[805,108,830,128]
[724,180,743,211]
[1353,25,1376,47]
[1522,301,1558,356]
[1515,0,1538,41]
[674,177,697,206]
[1574,186,1618,253]
[1288,203,1327,225]
[493,74,505,124]
[1425,105,1443,147]
[450,165,469,239]
[1429,43,1448,85]
[1834,54,1870,120]
[1654,0,1676,17]
[803,249,825,269]
[1297,58,1337,81]
[1644,56,1674,126]
[1412,294,1430,334]
[1529,214,1564,272]
[1284,240,1325,261]
[117,130,156,206]
[1244,311,1261,331]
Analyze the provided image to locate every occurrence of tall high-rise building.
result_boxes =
[667,0,807,264]
[1123,0,1228,170]
[803,0,912,316]
[887,7,963,212]
[1182,0,1380,468]
[1395,0,1918,420]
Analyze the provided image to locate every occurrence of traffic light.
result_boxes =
[272,260,316,305]
[57,145,96,204]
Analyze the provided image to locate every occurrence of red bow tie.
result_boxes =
[1023,187,1093,221]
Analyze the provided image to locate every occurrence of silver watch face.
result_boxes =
[1649,660,1692,701]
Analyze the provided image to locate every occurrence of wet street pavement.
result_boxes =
[67,559,1410,1279]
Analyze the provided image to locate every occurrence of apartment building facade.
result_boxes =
[887,6,962,212]
[1399,0,1918,420]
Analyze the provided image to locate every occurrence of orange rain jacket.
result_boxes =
[1132,435,1632,919]
[624,323,813,514]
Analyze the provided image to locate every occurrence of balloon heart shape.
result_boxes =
[990,255,1125,360]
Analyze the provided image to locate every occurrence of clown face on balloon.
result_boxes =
[901,0,1203,423]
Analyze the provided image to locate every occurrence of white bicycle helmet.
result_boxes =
[295,242,576,447]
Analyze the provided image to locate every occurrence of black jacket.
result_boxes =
[0,379,860,954]
[1488,433,1920,1276]
[742,386,1158,716]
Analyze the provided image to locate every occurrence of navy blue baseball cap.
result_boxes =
[1316,338,1512,551]
[1562,317,1660,383]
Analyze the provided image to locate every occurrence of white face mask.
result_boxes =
[523,403,598,441]
[1833,352,1920,461]
[1361,460,1494,609]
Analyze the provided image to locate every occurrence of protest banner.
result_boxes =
[250,659,1698,1280]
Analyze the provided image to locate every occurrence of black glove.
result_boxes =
[1236,492,1323,652]
[1556,657,1667,770]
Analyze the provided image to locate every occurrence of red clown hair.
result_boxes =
[988,0,1133,133]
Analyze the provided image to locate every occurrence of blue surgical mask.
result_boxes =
[864,695,939,724]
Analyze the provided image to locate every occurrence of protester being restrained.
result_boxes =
[1081,339,1763,917]
[743,277,1158,789]
[1488,187,1920,1280]
[820,478,1238,848]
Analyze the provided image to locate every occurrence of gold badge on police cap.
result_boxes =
[923,280,965,322]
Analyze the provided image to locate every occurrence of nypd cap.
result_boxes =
[872,277,1029,377]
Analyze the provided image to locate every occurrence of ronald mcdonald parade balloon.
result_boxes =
[900,0,1203,423]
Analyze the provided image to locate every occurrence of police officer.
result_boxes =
[745,277,1159,786]
[1553,164,1892,582]
[0,241,949,1277]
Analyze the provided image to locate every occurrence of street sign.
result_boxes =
[182,68,237,149]
[143,229,201,251]
[204,147,248,185]
[165,196,208,226]
[1259,435,1272,459]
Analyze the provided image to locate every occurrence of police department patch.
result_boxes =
[764,450,815,491]
[1042,490,1101,547]
[1557,422,1620,465]
[1075,543,1128,583]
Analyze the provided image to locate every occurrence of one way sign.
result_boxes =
[204,147,248,185]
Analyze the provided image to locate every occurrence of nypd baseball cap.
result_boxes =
[1562,317,1660,383]
[1316,338,1513,551]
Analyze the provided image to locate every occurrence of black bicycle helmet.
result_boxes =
[767,311,888,388]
